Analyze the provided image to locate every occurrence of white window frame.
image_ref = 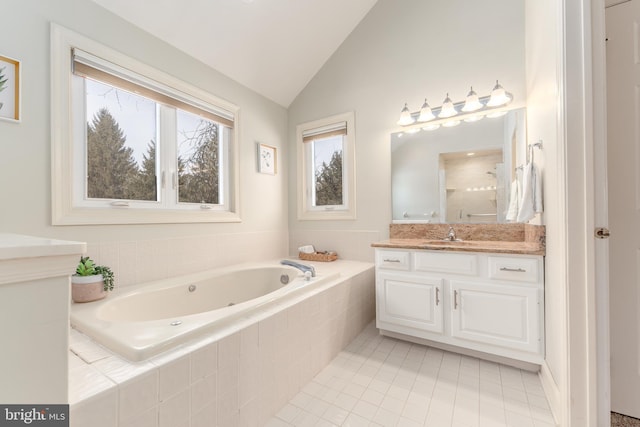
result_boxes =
[296,112,356,220]
[51,24,241,225]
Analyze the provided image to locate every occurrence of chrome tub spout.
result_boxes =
[280,260,316,277]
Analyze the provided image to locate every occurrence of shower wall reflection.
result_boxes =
[440,149,504,223]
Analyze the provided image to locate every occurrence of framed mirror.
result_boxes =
[391,108,526,223]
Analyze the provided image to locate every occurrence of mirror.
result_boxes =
[391,108,526,223]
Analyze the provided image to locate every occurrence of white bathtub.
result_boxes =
[70,262,339,361]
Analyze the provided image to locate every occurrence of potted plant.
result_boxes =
[71,256,114,303]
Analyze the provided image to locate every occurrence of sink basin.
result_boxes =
[420,240,487,247]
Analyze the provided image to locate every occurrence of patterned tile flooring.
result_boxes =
[266,322,555,427]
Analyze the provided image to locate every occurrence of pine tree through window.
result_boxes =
[85,79,157,202]
[297,112,356,220]
[177,110,220,205]
[312,136,343,206]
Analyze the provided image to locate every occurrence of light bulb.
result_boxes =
[461,87,483,112]
[417,99,436,122]
[487,80,512,107]
[397,103,415,126]
[438,93,457,118]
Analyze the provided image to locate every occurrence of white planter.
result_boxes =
[71,274,106,303]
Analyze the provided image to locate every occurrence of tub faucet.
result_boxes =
[280,260,316,277]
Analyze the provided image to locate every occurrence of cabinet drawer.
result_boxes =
[488,256,541,283]
[376,250,410,270]
[414,251,478,276]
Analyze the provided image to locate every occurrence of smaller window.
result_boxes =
[296,112,356,220]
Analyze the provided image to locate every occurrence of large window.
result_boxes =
[296,112,356,220]
[51,24,239,224]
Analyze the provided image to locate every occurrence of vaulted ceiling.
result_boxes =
[91,0,378,107]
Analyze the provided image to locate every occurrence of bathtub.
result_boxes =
[70,262,339,361]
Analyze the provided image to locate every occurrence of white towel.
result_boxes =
[506,179,519,221]
[517,161,543,222]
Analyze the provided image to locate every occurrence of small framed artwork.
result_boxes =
[0,54,21,123]
[257,143,277,175]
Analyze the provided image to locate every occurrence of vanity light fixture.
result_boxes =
[395,80,513,129]
[486,80,512,107]
[461,87,483,112]
[438,93,457,118]
[417,99,436,122]
[397,103,415,126]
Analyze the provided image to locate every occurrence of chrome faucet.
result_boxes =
[445,226,458,241]
[280,260,316,277]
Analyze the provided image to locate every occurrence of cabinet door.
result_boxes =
[377,273,444,334]
[450,280,540,353]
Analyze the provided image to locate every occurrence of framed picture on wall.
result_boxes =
[257,143,277,175]
[0,54,21,123]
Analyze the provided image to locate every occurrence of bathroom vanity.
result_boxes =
[372,224,545,367]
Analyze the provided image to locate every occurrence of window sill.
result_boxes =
[297,209,356,221]
[52,205,241,226]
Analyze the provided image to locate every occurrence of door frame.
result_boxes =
[562,0,609,425]
[591,0,611,425]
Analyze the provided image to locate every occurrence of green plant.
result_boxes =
[75,256,115,291]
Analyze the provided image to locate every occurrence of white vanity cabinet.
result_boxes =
[375,248,544,365]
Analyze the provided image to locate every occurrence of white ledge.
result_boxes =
[0,233,86,260]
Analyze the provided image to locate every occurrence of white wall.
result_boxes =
[0,0,290,287]
[525,0,566,423]
[287,0,526,260]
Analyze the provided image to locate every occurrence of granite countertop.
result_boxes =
[374,223,546,255]
[372,238,545,255]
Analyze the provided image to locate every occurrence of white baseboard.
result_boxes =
[540,361,562,426]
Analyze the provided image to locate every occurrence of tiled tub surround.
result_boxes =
[379,223,546,255]
[69,260,374,427]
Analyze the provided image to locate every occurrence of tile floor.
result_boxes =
[266,323,556,427]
